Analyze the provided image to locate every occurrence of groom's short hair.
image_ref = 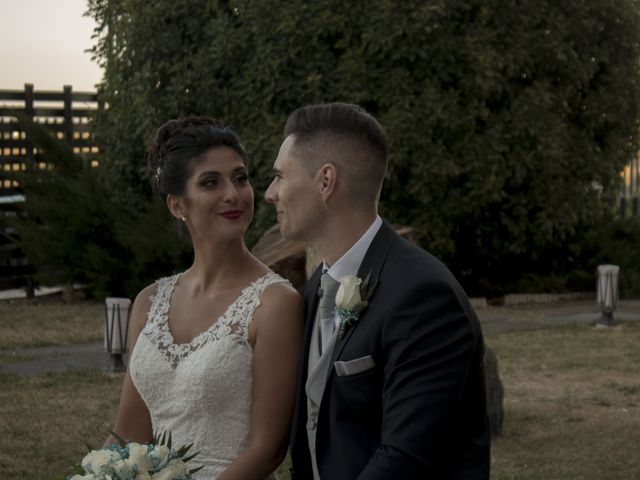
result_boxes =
[284,102,389,206]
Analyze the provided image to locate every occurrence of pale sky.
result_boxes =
[0,0,102,92]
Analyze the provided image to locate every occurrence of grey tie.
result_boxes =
[318,273,340,355]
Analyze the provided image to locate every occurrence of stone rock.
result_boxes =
[252,223,417,288]
[484,345,504,438]
[251,224,307,290]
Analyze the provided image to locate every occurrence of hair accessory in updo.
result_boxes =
[154,166,162,190]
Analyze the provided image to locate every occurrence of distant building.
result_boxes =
[0,83,99,293]
[621,154,640,217]
[0,83,99,197]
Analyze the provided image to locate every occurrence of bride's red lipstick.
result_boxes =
[220,210,243,220]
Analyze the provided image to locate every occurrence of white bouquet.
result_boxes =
[67,431,201,480]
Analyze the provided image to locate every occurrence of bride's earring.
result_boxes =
[181,215,186,222]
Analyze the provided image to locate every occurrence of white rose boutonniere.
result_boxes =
[336,276,364,310]
[335,272,377,340]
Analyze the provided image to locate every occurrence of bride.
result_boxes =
[107,117,303,479]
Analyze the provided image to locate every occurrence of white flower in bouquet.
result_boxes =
[70,474,97,480]
[112,459,134,479]
[81,449,121,475]
[126,443,152,474]
[148,445,171,470]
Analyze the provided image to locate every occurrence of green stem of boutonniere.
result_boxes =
[336,306,362,340]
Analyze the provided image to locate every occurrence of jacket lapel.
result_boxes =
[328,221,399,371]
[301,265,322,380]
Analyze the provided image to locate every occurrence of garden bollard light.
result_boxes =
[596,264,619,326]
[104,297,131,372]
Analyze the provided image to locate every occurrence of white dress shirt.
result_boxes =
[324,215,383,329]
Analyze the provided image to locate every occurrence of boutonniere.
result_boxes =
[335,272,377,340]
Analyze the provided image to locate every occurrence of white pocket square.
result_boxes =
[334,355,375,377]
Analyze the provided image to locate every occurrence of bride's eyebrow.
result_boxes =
[232,166,249,174]
[196,170,221,179]
[196,166,248,178]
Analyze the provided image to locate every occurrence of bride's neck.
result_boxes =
[187,237,255,292]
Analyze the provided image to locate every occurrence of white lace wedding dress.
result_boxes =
[129,271,289,479]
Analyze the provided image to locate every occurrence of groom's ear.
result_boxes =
[317,163,338,200]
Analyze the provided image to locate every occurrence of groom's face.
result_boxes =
[265,136,322,241]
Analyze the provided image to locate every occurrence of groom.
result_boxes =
[265,103,490,479]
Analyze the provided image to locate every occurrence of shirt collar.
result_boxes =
[324,216,383,282]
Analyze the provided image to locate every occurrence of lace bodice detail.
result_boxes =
[144,272,278,369]
[129,271,289,479]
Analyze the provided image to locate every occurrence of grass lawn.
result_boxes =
[0,370,123,480]
[0,296,639,479]
[487,323,640,480]
[0,296,103,349]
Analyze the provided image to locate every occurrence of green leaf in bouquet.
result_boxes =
[183,452,199,463]
[177,442,194,457]
[150,429,201,473]
[61,462,85,480]
[155,430,167,446]
[110,430,127,447]
[189,465,205,475]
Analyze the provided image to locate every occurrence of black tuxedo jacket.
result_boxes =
[289,221,490,480]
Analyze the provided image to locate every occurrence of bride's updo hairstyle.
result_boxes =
[148,116,249,202]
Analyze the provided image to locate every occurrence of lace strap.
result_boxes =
[147,274,180,325]
[243,272,292,326]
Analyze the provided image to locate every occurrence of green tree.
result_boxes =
[6,114,128,297]
[6,115,189,298]
[87,0,640,294]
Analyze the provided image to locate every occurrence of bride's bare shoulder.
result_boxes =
[133,282,159,312]
[256,278,302,325]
